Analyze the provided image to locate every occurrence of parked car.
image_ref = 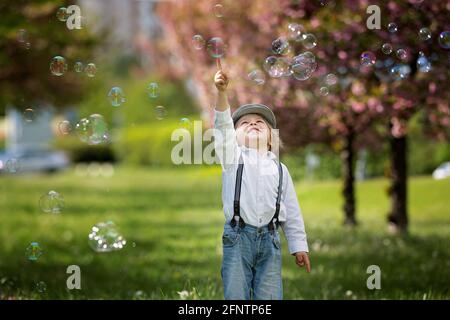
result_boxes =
[0,150,69,174]
[432,162,450,180]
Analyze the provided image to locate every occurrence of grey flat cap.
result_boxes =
[231,103,277,128]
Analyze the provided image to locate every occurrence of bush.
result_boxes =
[116,120,182,166]
[54,136,116,163]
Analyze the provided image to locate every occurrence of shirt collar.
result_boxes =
[240,145,278,161]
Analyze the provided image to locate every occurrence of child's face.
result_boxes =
[235,114,271,151]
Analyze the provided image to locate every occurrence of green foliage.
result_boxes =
[54,135,115,163]
[72,68,200,166]
[282,145,342,181]
[0,168,449,299]
[283,133,450,181]
[0,0,98,114]
[116,121,181,166]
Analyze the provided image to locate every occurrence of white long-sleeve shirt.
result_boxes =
[214,108,309,254]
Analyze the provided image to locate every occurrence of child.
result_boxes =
[213,70,311,300]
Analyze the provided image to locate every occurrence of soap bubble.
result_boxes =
[84,63,97,77]
[58,120,72,135]
[17,29,27,43]
[23,108,35,122]
[76,114,109,145]
[319,87,329,96]
[271,37,291,55]
[155,106,167,120]
[76,118,92,143]
[360,51,376,66]
[179,118,192,129]
[248,69,266,85]
[418,28,431,41]
[207,37,226,58]
[438,31,450,49]
[290,52,317,81]
[396,48,407,60]
[417,55,431,73]
[108,87,126,107]
[88,221,127,253]
[301,51,316,62]
[5,158,21,173]
[147,82,159,98]
[56,7,68,22]
[25,242,43,261]
[50,56,68,76]
[325,73,338,86]
[192,35,205,50]
[263,56,291,78]
[390,64,411,81]
[35,281,47,293]
[388,23,398,33]
[382,43,393,55]
[39,190,64,214]
[74,61,83,73]
[302,33,317,49]
[213,4,224,18]
[288,23,305,42]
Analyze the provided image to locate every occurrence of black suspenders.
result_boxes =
[230,154,283,231]
[231,155,245,228]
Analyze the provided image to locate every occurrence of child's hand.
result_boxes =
[294,252,311,273]
[214,70,229,92]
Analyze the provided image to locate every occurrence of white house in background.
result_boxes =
[0,108,69,173]
[6,108,54,154]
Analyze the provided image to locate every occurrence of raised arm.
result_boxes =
[213,70,237,170]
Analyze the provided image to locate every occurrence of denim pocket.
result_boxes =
[222,231,239,247]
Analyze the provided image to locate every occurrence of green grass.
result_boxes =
[0,166,449,300]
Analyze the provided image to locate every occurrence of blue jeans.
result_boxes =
[221,222,283,300]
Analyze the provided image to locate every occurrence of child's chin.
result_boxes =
[247,132,262,139]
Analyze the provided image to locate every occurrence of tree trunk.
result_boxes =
[387,134,408,233]
[341,129,357,227]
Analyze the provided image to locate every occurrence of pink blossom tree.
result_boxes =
[156,0,449,231]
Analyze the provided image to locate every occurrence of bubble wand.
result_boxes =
[216,57,222,70]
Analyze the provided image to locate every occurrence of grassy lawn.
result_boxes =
[0,166,449,299]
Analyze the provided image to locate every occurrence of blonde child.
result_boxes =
[213,70,310,300]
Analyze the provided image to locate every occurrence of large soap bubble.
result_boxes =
[263,56,291,78]
[50,56,68,76]
[39,190,65,214]
[75,114,109,145]
[88,221,127,253]
[207,37,226,59]
[290,52,317,81]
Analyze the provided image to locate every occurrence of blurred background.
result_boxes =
[0,0,449,299]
